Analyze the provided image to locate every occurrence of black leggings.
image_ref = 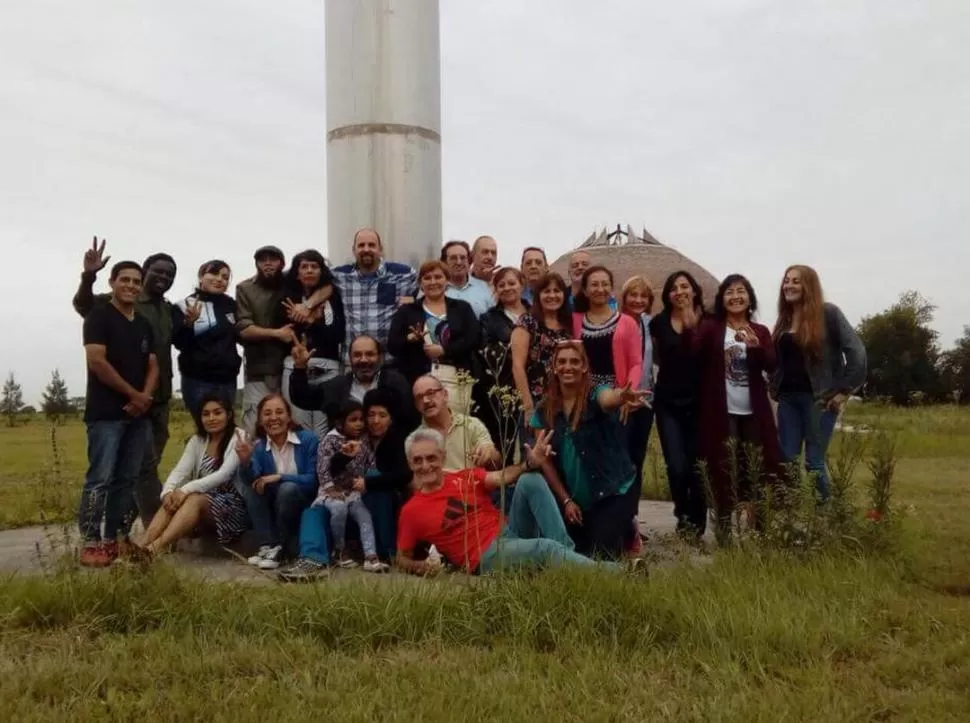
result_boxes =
[568,482,640,560]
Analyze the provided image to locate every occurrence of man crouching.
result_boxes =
[397,428,631,575]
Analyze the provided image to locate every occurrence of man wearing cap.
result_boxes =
[237,245,333,431]
[331,228,418,359]
[235,245,297,432]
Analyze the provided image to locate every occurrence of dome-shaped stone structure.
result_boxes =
[550,225,720,313]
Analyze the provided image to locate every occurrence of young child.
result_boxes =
[315,399,388,573]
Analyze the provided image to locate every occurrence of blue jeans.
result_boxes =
[478,473,621,573]
[234,476,312,558]
[297,505,333,565]
[180,378,236,417]
[299,492,398,563]
[776,393,838,500]
[655,403,706,534]
[362,490,397,561]
[79,417,152,542]
[324,497,377,557]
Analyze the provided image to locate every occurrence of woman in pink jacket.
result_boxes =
[572,266,644,391]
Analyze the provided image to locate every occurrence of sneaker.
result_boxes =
[79,542,116,568]
[247,545,277,567]
[116,537,153,565]
[626,557,649,577]
[257,545,284,570]
[335,552,358,569]
[279,558,330,583]
[362,558,390,574]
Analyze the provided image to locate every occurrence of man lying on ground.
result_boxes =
[396,428,643,576]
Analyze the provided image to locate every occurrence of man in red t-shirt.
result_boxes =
[396,428,623,575]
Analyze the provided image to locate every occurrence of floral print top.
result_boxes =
[515,313,573,401]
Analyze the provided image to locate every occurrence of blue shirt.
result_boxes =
[331,260,418,361]
[445,276,493,317]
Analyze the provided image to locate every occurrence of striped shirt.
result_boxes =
[331,260,418,359]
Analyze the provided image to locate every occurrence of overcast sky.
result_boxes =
[2,0,968,404]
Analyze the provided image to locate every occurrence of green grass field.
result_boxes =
[0,405,968,720]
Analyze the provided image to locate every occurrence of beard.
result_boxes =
[352,362,377,381]
[256,269,284,289]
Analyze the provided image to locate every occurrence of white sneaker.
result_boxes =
[256,545,283,570]
[336,553,358,569]
[247,545,274,566]
[362,558,389,573]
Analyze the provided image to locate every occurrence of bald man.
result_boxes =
[331,228,418,360]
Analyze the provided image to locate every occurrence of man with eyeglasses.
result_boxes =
[413,375,500,471]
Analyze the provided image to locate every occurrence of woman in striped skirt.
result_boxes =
[135,393,248,554]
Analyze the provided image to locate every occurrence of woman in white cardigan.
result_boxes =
[136,394,249,554]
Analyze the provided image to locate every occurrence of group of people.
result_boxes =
[72,228,867,576]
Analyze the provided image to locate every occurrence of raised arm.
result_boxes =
[481,429,552,488]
[73,237,111,318]
[510,326,535,413]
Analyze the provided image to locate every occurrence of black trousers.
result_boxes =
[568,482,640,560]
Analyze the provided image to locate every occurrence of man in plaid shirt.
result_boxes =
[331,228,418,361]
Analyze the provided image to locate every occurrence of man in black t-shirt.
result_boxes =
[78,261,159,567]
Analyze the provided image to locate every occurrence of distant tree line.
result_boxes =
[1,369,79,426]
[1,293,968,421]
[857,291,970,405]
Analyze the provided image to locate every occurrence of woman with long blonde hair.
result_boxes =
[529,341,648,559]
[771,265,867,499]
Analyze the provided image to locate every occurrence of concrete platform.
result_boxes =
[0,500,706,582]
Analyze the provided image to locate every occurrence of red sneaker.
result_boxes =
[625,518,643,557]
[79,542,117,568]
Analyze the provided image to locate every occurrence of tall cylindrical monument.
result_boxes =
[325,0,442,267]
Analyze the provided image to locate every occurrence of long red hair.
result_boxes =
[537,341,593,431]
[773,264,826,360]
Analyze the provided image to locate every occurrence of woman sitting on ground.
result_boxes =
[279,389,410,582]
[235,394,319,570]
[529,341,649,560]
[136,394,247,554]
[388,260,480,414]
[477,266,530,462]
[681,273,783,542]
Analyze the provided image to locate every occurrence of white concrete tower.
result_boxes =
[325,0,442,267]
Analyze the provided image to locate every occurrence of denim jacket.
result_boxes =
[536,388,635,504]
[241,428,320,496]
[771,303,867,402]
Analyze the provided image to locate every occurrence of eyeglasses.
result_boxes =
[414,387,445,401]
